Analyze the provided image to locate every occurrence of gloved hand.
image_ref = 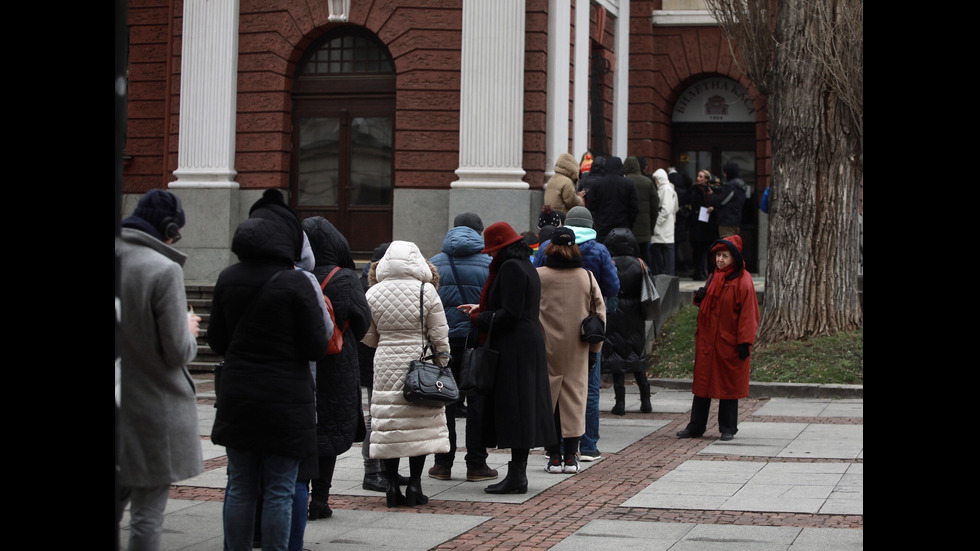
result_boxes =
[737,343,751,360]
[588,352,598,370]
[694,286,707,303]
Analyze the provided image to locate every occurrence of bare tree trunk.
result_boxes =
[758,1,862,345]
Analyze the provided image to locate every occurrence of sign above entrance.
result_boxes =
[672,77,756,122]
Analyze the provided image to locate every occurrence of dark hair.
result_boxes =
[495,240,532,263]
[723,161,740,179]
[544,240,581,261]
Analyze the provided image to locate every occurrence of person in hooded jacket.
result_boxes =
[584,155,639,244]
[301,216,373,521]
[624,156,658,268]
[208,188,331,551]
[677,235,760,441]
[710,162,748,238]
[651,168,679,276]
[362,240,452,508]
[458,222,557,494]
[689,169,719,280]
[543,152,586,214]
[356,242,406,493]
[576,154,605,197]
[601,227,653,415]
[426,213,497,483]
[536,227,606,475]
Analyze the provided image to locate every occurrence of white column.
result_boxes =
[171,0,241,189]
[545,0,572,181]
[612,0,630,157]
[572,0,590,157]
[452,0,528,189]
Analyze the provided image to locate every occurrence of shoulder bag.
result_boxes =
[459,312,498,396]
[403,282,459,407]
[580,271,605,343]
[638,259,660,320]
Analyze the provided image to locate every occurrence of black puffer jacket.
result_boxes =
[302,216,373,456]
[600,228,648,375]
[209,201,329,458]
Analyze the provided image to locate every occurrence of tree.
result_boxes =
[706,0,863,346]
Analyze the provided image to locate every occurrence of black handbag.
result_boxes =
[580,271,605,344]
[459,312,498,396]
[403,282,459,407]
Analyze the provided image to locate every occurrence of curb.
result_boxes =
[650,378,863,399]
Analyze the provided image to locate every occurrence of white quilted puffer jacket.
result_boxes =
[362,240,451,460]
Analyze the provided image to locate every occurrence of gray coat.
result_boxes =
[116,228,203,487]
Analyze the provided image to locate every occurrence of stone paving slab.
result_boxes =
[551,520,863,551]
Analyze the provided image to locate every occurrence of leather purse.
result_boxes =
[580,271,605,343]
[459,312,498,396]
[403,282,459,407]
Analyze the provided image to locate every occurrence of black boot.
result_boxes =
[384,459,405,507]
[611,378,626,416]
[309,478,332,520]
[637,374,652,413]
[484,461,528,494]
[404,478,429,506]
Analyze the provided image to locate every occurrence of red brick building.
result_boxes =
[122,0,769,281]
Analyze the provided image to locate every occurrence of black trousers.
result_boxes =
[685,395,739,436]
[434,336,489,469]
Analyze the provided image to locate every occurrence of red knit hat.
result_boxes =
[481,221,524,254]
[580,152,593,173]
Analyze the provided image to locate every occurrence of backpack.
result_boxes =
[320,266,349,355]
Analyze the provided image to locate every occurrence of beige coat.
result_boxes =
[362,240,451,460]
[543,152,584,214]
[536,263,605,438]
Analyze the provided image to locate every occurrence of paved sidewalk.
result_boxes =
[119,380,863,550]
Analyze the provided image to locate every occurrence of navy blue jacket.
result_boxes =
[429,226,491,340]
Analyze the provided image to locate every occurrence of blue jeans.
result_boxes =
[581,295,617,455]
[224,448,300,551]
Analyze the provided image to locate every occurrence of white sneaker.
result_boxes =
[563,454,579,473]
[579,452,601,462]
[545,455,564,473]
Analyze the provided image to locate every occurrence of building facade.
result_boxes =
[122,0,770,282]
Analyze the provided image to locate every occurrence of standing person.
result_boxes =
[356,242,407,493]
[533,206,620,463]
[601,228,653,415]
[458,222,557,494]
[670,168,694,277]
[651,168,679,276]
[302,216,373,520]
[536,227,605,474]
[208,189,330,551]
[677,235,760,441]
[117,189,204,550]
[584,155,639,244]
[624,156,658,268]
[711,162,748,238]
[426,213,498,483]
[576,155,605,197]
[361,240,452,507]
[543,152,586,214]
[690,170,719,280]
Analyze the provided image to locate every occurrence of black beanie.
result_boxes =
[453,212,484,234]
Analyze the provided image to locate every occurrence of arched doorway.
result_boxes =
[671,76,759,273]
[291,26,395,256]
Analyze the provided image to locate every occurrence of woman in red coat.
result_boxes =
[676,235,759,441]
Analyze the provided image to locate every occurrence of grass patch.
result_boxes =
[647,304,863,385]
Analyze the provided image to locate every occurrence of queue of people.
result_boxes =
[117,164,759,548]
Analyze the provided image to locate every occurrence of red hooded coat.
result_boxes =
[691,235,760,399]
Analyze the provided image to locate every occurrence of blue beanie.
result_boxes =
[122,189,185,241]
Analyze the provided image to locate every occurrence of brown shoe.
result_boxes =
[466,464,499,482]
[427,464,452,480]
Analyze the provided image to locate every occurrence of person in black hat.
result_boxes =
[208,188,331,550]
[117,189,203,550]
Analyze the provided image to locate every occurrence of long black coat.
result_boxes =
[601,228,648,375]
[208,216,329,459]
[303,216,373,457]
[474,257,557,450]
[585,156,640,243]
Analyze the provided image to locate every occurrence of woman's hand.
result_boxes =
[457,304,479,316]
